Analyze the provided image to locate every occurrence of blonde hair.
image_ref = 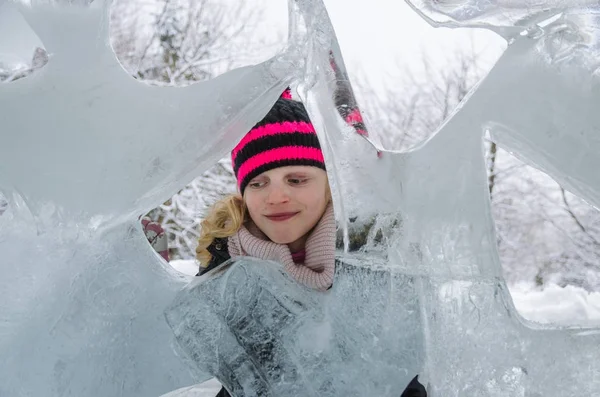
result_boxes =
[196,194,247,267]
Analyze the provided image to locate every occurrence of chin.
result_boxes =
[266,233,295,245]
[270,237,293,245]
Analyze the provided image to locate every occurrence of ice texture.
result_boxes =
[0,1,297,222]
[166,257,424,397]
[3,0,600,396]
[0,0,301,395]
[0,1,44,70]
[405,0,600,35]
[167,1,600,396]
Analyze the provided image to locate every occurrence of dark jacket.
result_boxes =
[196,238,427,397]
[196,237,231,277]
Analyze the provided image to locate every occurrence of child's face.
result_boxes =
[243,166,330,251]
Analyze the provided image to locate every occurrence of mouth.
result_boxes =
[264,212,299,222]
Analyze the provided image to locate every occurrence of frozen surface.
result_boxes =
[166,256,424,397]
[171,259,600,328]
[0,1,296,223]
[0,2,43,65]
[166,267,600,396]
[169,0,600,395]
[0,0,301,395]
[406,0,599,35]
[3,0,600,396]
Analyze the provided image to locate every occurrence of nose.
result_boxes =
[265,183,290,205]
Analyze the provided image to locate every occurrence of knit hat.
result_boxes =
[232,89,326,194]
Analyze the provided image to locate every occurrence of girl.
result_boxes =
[192,90,427,397]
[195,89,335,292]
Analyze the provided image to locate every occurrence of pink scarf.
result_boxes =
[228,203,335,291]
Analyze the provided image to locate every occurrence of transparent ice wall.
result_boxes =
[3,0,600,396]
[167,256,424,397]
[0,0,303,395]
[315,1,600,394]
[168,1,600,396]
[0,1,44,70]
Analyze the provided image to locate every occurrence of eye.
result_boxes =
[248,180,267,189]
[288,177,308,185]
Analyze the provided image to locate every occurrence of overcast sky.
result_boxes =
[257,0,506,92]
[325,0,503,83]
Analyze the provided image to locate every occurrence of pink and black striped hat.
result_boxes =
[232,89,326,194]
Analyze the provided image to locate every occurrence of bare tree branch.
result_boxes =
[561,187,600,247]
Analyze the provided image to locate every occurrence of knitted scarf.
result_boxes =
[228,203,335,291]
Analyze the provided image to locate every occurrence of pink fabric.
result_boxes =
[344,108,382,158]
[291,250,306,264]
[231,121,316,162]
[228,203,335,291]
[345,108,364,125]
[346,109,367,137]
[281,88,292,99]
[142,218,169,262]
[235,146,325,190]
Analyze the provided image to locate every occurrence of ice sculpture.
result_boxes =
[167,1,600,397]
[167,256,425,396]
[0,1,44,77]
[0,0,301,395]
[3,0,600,396]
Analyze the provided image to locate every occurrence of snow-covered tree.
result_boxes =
[491,149,600,290]
[148,158,237,260]
[110,0,275,258]
[110,0,269,85]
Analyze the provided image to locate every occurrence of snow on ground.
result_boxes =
[165,260,600,396]
[170,259,200,277]
[510,282,600,327]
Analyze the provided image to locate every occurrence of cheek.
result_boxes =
[298,193,327,218]
[243,194,261,217]
[305,187,328,207]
